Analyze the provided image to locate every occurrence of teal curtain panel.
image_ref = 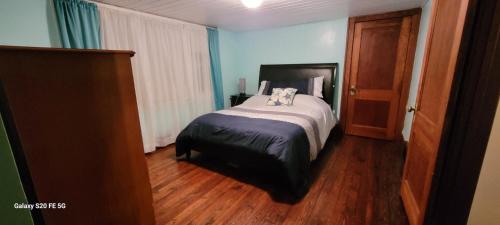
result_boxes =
[53,0,101,49]
[207,28,225,110]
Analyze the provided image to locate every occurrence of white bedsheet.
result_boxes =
[215,94,337,161]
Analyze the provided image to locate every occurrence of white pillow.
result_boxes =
[257,80,268,95]
[313,76,324,98]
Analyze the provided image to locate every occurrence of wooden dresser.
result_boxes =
[0,46,155,225]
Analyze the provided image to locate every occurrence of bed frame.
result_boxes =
[184,63,339,198]
[259,63,338,108]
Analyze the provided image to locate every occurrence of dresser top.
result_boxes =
[0,45,135,56]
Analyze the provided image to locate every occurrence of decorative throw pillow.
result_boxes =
[266,88,298,106]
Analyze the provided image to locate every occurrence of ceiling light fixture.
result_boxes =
[241,0,263,8]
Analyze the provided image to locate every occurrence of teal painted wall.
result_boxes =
[219,29,239,108]
[0,0,61,47]
[0,0,61,224]
[219,18,348,116]
[402,0,433,140]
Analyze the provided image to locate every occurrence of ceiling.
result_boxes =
[93,0,426,31]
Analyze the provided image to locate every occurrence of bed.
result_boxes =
[176,63,339,196]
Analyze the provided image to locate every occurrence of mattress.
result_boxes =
[216,94,336,161]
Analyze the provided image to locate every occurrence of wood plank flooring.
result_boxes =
[146,135,409,225]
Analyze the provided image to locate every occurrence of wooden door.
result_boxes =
[343,10,420,140]
[400,0,470,225]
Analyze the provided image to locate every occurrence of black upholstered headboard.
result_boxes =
[259,63,338,108]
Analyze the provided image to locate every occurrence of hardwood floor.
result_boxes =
[146,135,409,225]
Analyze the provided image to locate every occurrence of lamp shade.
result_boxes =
[239,78,246,94]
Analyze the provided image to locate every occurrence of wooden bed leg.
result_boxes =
[186,150,191,161]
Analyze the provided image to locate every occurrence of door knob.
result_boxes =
[349,85,357,96]
[408,105,416,112]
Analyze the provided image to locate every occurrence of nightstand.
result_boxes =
[230,94,253,107]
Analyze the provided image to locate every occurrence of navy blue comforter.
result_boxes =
[176,113,311,194]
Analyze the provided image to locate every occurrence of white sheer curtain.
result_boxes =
[98,4,214,153]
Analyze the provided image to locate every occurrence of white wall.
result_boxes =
[468,101,500,225]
